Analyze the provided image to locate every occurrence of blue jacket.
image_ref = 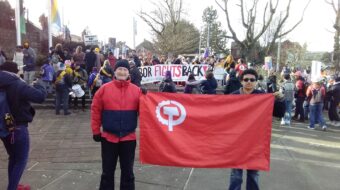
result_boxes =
[41,63,54,82]
[200,78,218,94]
[0,71,46,125]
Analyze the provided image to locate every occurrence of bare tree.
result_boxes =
[138,0,199,55]
[215,0,311,62]
[325,0,340,71]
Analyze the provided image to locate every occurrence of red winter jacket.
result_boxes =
[91,79,141,139]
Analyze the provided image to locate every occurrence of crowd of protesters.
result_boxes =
[1,41,340,190]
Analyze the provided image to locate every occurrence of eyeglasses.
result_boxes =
[243,78,256,82]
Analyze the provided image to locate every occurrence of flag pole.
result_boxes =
[15,0,21,46]
[48,0,52,50]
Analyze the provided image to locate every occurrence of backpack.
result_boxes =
[0,89,15,137]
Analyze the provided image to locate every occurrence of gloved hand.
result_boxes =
[140,86,147,95]
[93,134,102,142]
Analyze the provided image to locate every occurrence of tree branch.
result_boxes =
[215,0,242,44]
[253,0,278,42]
[325,0,337,14]
[239,0,249,28]
[279,0,311,37]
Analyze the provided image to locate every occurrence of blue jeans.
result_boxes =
[303,101,309,119]
[55,88,70,114]
[228,169,259,190]
[284,100,293,124]
[309,103,325,128]
[1,125,29,190]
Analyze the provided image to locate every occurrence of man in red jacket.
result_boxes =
[91,60,141,190]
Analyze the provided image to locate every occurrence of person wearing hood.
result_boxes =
[200,70,218,94]
[159,70,177,93]
[224,71,242,94]
[0,61,46,190]
[91,60,142,190]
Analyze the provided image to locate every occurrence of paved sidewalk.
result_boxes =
[1,109,340,190]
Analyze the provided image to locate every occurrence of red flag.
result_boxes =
[139,92,274,171]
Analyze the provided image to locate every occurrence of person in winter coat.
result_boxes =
[91,60,142,190]
[279,74,296,126]
[54,63,73,115]
[72,63,88,111]
[0,62,46,190]
[22,42,36,85]
[184,73,201,94]
[87,67,100,96]
[107,51,117,69]
[306,78,327,131]
[85,47,98,74]
[100,60,114,84]
[129,61,142,87]
[327,76,340,126]
[224,71,242,94]
[159,71,177,93]
[40,60,55,94]
[72,46,85,69]
[293,71,307,122]
[200,70,218,94]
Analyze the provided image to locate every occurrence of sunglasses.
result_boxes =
[243,78,256,82]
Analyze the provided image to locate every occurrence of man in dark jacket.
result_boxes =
[85,47,97,74]
[228,69,263,190]
[91,60,141,190]
[129,61,142,87]
[328,77,340,126]
[200,70,218,94]
[224,71,242,94]
[0,61,46,190]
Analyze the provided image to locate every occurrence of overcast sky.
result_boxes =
[8,0,335,52]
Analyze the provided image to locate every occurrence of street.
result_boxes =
[1,109,340,190]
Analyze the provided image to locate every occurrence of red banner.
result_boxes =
[139,92,274,171]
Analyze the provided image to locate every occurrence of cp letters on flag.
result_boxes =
[139,92,274,171]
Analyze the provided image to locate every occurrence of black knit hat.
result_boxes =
[0,61,19,74]
[114,60,130,71]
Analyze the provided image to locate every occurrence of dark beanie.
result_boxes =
[114,60,130,71]
[0,61,19,74]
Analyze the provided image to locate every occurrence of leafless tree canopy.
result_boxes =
[215,0,311,60]
[138,0,199,55]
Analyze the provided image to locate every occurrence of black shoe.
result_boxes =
[56,112,60,115]
[64,112,71,115]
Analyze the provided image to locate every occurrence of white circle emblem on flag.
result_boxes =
[156,100,186,132]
